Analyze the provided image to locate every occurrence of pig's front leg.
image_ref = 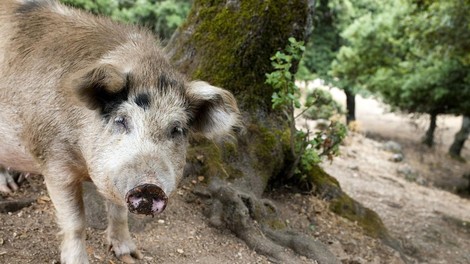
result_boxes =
[44,172,89,264]
[106,201,143,263]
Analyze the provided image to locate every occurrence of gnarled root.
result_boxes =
[204,184,339,264]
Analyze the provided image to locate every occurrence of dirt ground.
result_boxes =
[0,92,469,264]
[322,90,470,263]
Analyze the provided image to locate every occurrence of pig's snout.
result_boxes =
[126,184,168,216]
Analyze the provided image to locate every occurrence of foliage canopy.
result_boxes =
[330,0,470,116]
[60,0,191,41]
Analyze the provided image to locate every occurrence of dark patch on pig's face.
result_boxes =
[72,64,131,119]
[134,93,151,110]
[99,84,130,119]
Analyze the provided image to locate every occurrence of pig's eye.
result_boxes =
[114,116,129,132]
[170,125,186,138]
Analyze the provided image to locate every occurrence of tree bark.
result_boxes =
[344,88,356,125]
[423,112,438,147]
[166,0,315,194]
[449,116,470,158]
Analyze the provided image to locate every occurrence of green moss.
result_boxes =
[305,165,341,197]
[222,141,239,159]
[330,194,389,239]
[304,165,392,241]
[247,122,283,184]
[171,0,309,110]
[186,137,242,180]
[186,120,287,187]
[265,219,287,230]
[186,138,226,178]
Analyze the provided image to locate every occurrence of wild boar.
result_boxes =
[0,0,240,263]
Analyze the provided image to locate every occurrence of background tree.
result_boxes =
[301,0,381,124]
[331,0,470,147]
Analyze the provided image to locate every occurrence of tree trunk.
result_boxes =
[166,0,399,262]
[344,88,356,125]
[167,0,314,196]
[449,116,470,158]
[423,112,438,147]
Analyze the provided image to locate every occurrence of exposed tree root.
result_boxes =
[0,198,36,213]
[203,183,339,264]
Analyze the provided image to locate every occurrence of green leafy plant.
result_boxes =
[266,38,347,184]
[266,37,305,112]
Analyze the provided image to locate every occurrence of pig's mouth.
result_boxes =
[125,184,168,216]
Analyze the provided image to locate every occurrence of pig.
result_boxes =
[0,0,240,263]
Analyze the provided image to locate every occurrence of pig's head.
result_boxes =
[67,52,240,216]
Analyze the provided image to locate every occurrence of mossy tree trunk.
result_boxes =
[167,0,313,198]
[166,1,400,262]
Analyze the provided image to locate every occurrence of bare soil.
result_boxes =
[322,90,470,263]
[0,93,469,264]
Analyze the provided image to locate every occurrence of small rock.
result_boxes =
[327,240,348,261]
[389,153,404,162]
[176,248,184,254]
[397,165,418,182]
[157,219,165,224]
[416,176,428,186]
[196,155,204,162]
[93,254,103,261]
[351,256,366,263]
[383,141,403,154]
[348,165,360,171]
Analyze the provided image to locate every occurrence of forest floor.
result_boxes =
[0,92,469,264]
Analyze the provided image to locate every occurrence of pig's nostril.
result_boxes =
[126,184,168,216]
[152,199,166,213]
[129,196,143,208]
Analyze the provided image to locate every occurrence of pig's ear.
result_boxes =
[187,81,242,138]
[67,64,128,113]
